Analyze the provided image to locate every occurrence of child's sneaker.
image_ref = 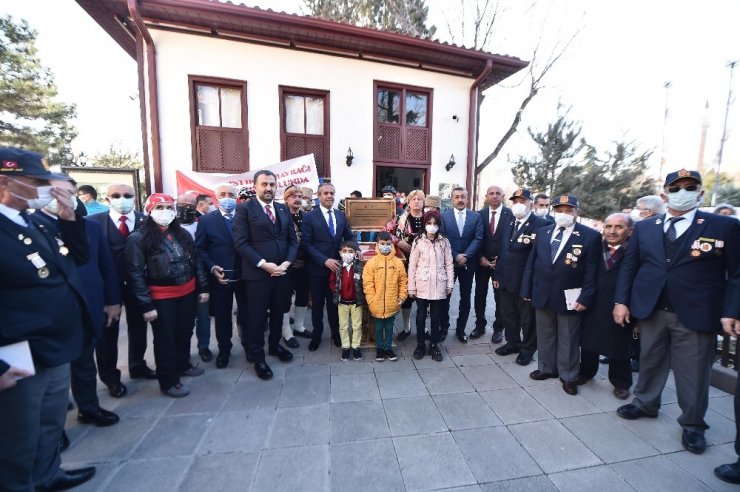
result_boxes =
[341,349,351,361]
[352,348,363,361]
[430,344,443,362]
[376,349,385,361]
[385,348,398,361]
[413,345,426,360]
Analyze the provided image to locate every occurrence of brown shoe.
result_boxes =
[562,381,578,395]
[529,370,559,381]
[613,388,630,400]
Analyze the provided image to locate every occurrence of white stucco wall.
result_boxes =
[149,29,472,199]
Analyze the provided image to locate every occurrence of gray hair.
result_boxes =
[636,195,665,215]
[714,203,737,215]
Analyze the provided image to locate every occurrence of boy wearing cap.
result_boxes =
[614,169,740,456]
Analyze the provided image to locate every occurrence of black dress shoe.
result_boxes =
[254,361,273,380]
[682,429,706,454]
[216,351,230,369]
[129,365,157,379]
[515,353,533,366]
[308,339,320,351]
[199,348,213,362]
[332,336,342,348]
[37,466,96,491]
[616,404,657,420]
[573,375,590,386]
[469,327,485,339]
[283,337,300,349]
[106,382,127,398]
[494,343,520,356]
[294,329,313,339]
[396,330,410,342]
[60,430,70,452]
[715,460,740,484]
[529,370,559,381]
[562,381,578,395]
[268,345,294,362]
[77,408,120,427]
[491,331,504,344]
[456,330,468,344]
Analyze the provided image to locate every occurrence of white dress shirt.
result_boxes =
[489,205,502,232]
[0,203,27,227]
[108,208,135,233]
[319,205,335,229]
[550,222,576,262]
[663,208,697,239]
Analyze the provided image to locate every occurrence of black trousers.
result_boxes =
[246,275,291,362]
[71,332,101,414]
[415,298,443,346]
[734,369,740,456]
[309,274,339,341]
[580,348,632,390]
[499,289,537,354]
[440,265,475,332]
[150,292,197,391]
[289,266,310,307]
[95,286,149,384]
[474,265,503,332]
[211,279,247,353]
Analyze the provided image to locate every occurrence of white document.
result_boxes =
[0,341,36,379]
[564,288,582,311]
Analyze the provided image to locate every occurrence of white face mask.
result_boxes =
[666,189,701,212]
[425,224,439,235]
[554,212,575,228]
[534,208,549,217]
[378,244,393,255]
[629,209,644,222]
[10,178,54,210]
[511,203,529,219]
[150,209,176,227]
[340,252,355,265]
[110,197,134,214]
[44,195,76,215]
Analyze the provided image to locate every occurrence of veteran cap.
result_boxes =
[424,195,441,209]
[510,188,532,201]
[553,195,579,209]
[0,147,70,181]
[664,169,701,187]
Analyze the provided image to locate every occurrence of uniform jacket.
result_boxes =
[494,212,550,295]
[87,210,145,285]
[363,244,408,319]
[330,259,366,306]
[232,198,298,281]
[441,208,484,264]
[407,234,454,300]
[302,206,354,277]
[614,211,740,332]
[521,222,600,315]
[195,209,241,281]
[478,205,513,261]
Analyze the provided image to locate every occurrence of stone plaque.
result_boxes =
[344,198,396,231]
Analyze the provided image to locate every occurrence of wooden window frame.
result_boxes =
[373,161,431,195]
[188,75,250,172]
[279,85,331,178]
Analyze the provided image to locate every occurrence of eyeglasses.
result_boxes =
[110,193,134,199]
[667,184,699,194]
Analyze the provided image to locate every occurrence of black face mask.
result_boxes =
[176,206,197,224]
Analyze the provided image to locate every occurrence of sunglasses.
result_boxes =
[667,184,699,194]
[110,193,134,199]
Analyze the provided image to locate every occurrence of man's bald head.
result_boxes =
[603,212,632,247]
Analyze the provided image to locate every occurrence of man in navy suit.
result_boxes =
[533,193,555,224]
[614,169,740,455]
[521,195,600,396]
[87,183,154,397]
[233,170,297,380]
[196,183,247,369]
[441,187,484,343]
[302,182,354,351]
[492,189,549,365]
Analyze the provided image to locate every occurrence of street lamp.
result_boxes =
[711,60,738,207]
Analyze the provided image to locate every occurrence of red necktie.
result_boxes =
[118,216,130,238]
[265,204,276,224]
[489,210,497,236]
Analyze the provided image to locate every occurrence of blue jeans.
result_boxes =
[195,300,211,349]
[374,315,395,350]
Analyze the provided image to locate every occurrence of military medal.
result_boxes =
[26,252,49,278]
[700,243,712,252]
[55,237,69,256]
[691,250,701,257]
[38,267,50,278]
[17,233,32,245]
[573,248,582,256]
[565,259,571,265]
[523,237,531,244]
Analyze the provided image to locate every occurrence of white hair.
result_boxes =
[636,195,665,215]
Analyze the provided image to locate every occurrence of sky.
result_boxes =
[3,0,739,186]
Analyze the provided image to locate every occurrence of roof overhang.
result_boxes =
[75,0,528,90]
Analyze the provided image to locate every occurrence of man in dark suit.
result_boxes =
[441,187,484,343]
[88,183,154,396]
[302,182,354,351]
[614,169,740,454]
[492,189,549,365]
[576,213,634,400]
[196,183,247,369]
[0,148,96,491]
[233,170,297,380]
[533,193,554,224]
[472,185,511,342]
[521,195,600,396]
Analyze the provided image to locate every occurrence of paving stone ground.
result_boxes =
[63,283,737,491]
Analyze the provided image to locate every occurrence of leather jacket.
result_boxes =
[125,226,208,312]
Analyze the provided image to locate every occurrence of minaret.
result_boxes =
[697,100,709,172]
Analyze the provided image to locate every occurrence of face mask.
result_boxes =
[176,206,196,224]
[554,212,575,228]
[379,244,393,256]
[208,204,217,213]
[150,209,176,227]
[219,197,236,212]
[511,203,528,219]
[301,199,310,208]
[109,197,134,214]
[44,195,76,215]
[340,252,355,265]
[10,179,54,210]
[534,208,549,217]
[666,189,700,212]
[425,224,439,234]
[629,209,644,222]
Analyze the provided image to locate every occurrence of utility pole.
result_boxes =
[658,81,672,184]
[712,60,737,206]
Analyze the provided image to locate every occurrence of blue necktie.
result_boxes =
[223,213,233,233]
[328,209,335,236]
[550,227,564,263]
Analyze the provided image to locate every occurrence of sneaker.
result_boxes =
[430,344,443,362]
[341,348,351,361]
[385,348,398,361]
[162,383,190,398]
[352,348,363,361]
[376,349,385,361]
[413,345,426,359]
[397,330,410,342]
[181,365,204,377]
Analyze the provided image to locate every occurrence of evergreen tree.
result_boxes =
[303,0,436,37]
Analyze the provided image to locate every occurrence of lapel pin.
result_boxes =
[697,218,704,224]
